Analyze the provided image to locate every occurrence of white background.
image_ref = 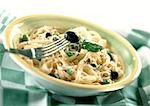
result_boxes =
[0,0,150,31]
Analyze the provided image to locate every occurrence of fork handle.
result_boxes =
[0,48,9,53]
[10,48,33,57]
[0,48,22,53]
[0,48,33,58]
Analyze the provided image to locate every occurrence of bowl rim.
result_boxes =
[3,14,142,91]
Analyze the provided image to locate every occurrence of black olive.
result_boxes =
[111,71,118,80]
[48,73,54,77]
[48,73,60,79]
[45,32,52,38]
[107,52,114,61]
[91,63,96,67]
[64,31,79,43]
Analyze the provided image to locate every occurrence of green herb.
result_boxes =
[65,51,75,57]
[53,32,60,36]
[19,34,28,42]
[82,40,103,52]
[66,68,73,75]
[101,79,110,85]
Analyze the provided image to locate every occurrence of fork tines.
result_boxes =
[0,10,70,59]
[34,38,70,58]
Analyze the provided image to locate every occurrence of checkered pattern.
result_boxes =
[0,9,150,106]
[0,10,15,34]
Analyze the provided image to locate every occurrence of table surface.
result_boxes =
[0,0,150,31]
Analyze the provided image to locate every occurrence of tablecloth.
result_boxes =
[0,9,150,106]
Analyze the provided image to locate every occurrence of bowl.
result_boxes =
[3,14,141,97]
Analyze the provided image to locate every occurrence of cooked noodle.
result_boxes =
[14,26,124,85]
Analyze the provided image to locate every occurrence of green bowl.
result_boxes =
[3,14,141,97]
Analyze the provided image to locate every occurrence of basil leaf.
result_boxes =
[65,51,75,57]
[101,79,110,85]
[66,68,73,75]
[52,32,60,36]
[82,40,103,52]
[20,34,28,42]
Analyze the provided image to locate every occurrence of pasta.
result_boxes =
[14,26,124,85]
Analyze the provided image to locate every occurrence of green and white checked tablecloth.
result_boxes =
[0,9,150,106]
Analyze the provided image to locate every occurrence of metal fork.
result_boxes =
[0,10,79,59]
[1,38,70,59]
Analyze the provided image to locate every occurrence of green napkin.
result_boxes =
[0,9,150,106]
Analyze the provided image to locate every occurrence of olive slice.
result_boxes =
[111,71,118,80]
[64,31,79,43]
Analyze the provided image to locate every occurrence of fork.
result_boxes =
[0,10,80,59]
[0,10,71,59]
[1,38,70,59]
[2,31,79,59]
